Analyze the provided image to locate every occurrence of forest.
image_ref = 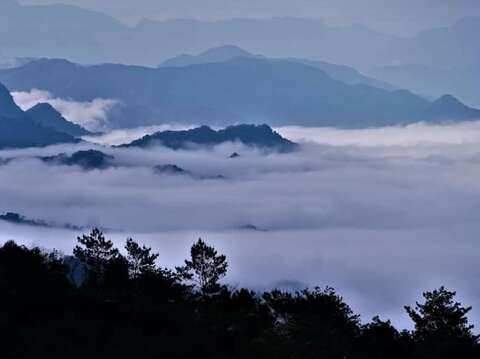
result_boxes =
[0,229,478,358]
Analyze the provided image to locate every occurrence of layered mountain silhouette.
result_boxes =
[370,64,480,108]
[0,83,78,149]
[0,0,480,69]
[122,124,297,151]
[161,45,255,67]
[0,1,478,73]
[160,45,394,91]
[2,1,479,106]
[26,103,91,137]
[1,58,478,128]
[421,95,480,121]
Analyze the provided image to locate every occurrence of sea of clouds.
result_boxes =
[1,120,480,330]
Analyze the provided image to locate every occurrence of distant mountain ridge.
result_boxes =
[1,57,478,128]
[2,1,479,106]
[121,124,297,151]
[160,45,394,91]
[421,95,480,121]
[0,1,478,72]
[26,103,92,137]
[369,64,480,108]
[161,45,256,67]
[0,82,79,149]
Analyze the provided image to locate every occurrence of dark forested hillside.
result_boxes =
[0,230,478,359]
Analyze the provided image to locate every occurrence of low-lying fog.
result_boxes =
[2,121,480,331]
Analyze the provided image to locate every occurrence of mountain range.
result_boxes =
[160,45,394,91]
[1,57,479,129]
[0,1,477,71]
[1,1,478,106]
[0,82,89,149]
[0,78,300,150]
[369,64,480,108]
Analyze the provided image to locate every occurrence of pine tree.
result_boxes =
[125,238,159,279]
[73,228,119,285]
[405,286,479,358]
[176,238,228,296]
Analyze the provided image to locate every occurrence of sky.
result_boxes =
[19,0,480,35]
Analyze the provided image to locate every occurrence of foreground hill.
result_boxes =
[2,58,479,128]
[121,124,297,152]
[0,82,77,149]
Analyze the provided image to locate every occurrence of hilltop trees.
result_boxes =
[176,238,228,296]
[125,237,159,279]
[354,316,412,359]
[73,228,119,284]
[263,287,360,358]
[406,287,479,358]
[0,240,69,296]
[1,231,479,358]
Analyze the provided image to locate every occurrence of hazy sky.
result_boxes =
[19,0,480,34]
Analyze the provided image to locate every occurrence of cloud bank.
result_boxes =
[277,121,480,147]
[1,123,480,330]
[12,89,119,131]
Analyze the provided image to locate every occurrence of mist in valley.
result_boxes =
[2,121,480,330]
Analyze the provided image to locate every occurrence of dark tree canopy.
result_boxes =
[263,287,360,358]
[1,232,479,359]
[176,238,228,296]
[73,228,119,286]
[405,286,479,358]
[406,287,477,341]
[125,238,159,278]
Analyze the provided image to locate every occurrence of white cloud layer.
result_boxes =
[12,89,119,131]
[277,121,480,147]
[2,123,480,330]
